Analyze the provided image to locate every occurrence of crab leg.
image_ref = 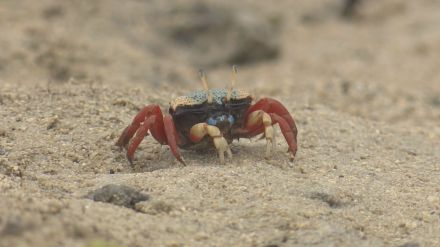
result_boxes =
[163,115,185,164]
[245,110,275,159]
[116,105,185,164]
[235,98,298,160]
[126,116,156,164]
[245,98,297,135]
[116,104,166,148]
[269,113,297,160]
[189,123,232,164]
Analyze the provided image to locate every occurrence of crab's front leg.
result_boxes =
[189,123,232,164]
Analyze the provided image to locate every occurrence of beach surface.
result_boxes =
[1,1,439,246]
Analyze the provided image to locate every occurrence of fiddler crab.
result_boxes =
[116,66,298,165]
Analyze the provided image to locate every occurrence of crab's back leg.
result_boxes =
[269,113,297,159]
[163,114,185,164]
[117,104,185,164]
[235,97,298,160]
[126,114,184,164]
[245,98,297,134]
[126,116,157,164]
[116,104,167,148]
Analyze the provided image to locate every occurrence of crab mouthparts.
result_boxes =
[207,114,235,130]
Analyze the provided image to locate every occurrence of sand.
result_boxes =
[1,0,439,246]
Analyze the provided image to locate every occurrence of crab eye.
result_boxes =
[207,117,217,126]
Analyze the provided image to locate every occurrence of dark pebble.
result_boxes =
[85,184,149,209]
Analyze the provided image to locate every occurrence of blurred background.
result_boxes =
[1,0,439,133]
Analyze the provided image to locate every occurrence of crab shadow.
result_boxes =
[132,148,224,173]
[129,140,291,173]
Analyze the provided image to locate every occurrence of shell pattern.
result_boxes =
[170,88,251,110]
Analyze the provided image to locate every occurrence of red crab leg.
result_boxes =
[235,98,298,139]
[234,125,265,138]
[235,112,297,160]
[245,98,297,134]
[123,114,184,164]
[234,98,298,160]
[163,114,185,164]
[269,113,297,159]
[117,104,187,164]
[126,113,186,164]
[116,104,167,148]
[126,116,157,164]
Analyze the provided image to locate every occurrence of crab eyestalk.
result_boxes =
[226,65,238,101]
[199,69,213,104]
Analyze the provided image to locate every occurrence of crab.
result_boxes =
[116,66,298,165]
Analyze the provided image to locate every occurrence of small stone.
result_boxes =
[1,217,27,236]
[3,163,23,177]
[46,115,60,130]
[399,220,418,231]
[85,184,149,209]
[310,192,346,208]
[0,129,7,137]
[66,152,80,163]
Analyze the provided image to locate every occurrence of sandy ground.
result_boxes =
[1,0,440,246]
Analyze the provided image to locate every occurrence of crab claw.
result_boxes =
[212,135,232,165]
[190,123,232,164]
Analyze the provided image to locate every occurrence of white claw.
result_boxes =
[218,150,225,165]
[289,152,295,162]
[227,147,233,159]
[190,123,232,164]
[213,136,230,165]
[263,112,274,159]
[272,126,277,150]
[265,140,272,159]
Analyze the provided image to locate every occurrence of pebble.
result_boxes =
[85,184,149,209]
